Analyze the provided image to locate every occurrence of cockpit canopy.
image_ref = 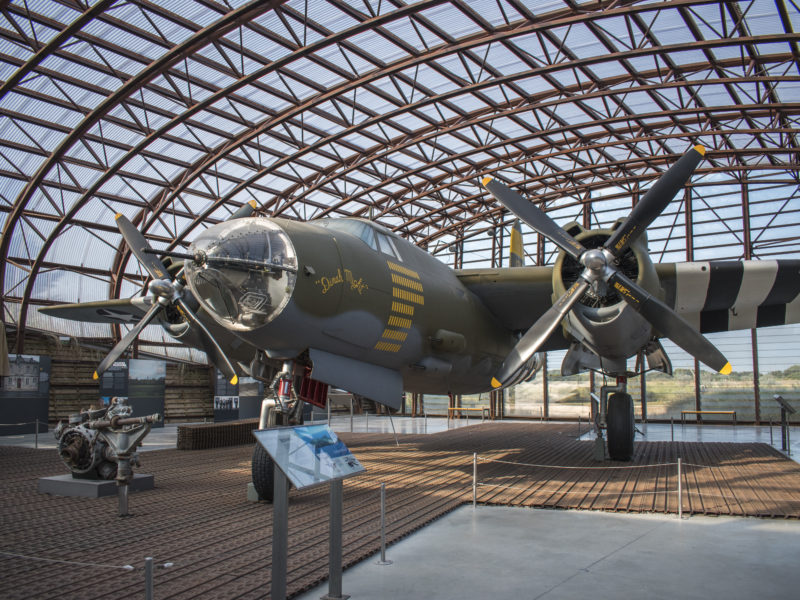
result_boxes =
[314,218,403,261]
[185,219,297,331]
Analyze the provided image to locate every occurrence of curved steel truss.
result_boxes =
[1,0,799,360]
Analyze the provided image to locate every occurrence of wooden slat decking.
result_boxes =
[2,422,800,599]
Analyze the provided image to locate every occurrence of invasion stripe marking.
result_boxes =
[374,341,401,353]
[388,315,412,329]
[702,262,743,311]
[391,301,414,316]
[391,273,424,292]
[728,260,777,330]
[381,328,408,342]
[387,261,420,280]
[392,287,424,305]
[674,262,710,330]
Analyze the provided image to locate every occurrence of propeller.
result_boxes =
[483,145,731,389]
[93,212,242,385]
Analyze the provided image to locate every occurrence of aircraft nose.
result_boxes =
[184,218,298,331]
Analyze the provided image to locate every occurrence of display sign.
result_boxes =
[253,425,364,490]
[774,394,796,414]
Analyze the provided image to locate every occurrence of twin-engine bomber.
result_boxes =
[41,145,800,499]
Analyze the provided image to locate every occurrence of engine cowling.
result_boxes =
[552,221,664,362]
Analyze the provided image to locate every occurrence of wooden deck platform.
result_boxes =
[2,422,800,599]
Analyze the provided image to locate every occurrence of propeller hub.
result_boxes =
[582,249,607,273]
[148,279,176,300]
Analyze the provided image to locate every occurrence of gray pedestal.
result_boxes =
[38,474,154,498]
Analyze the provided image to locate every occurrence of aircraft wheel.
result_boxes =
[607,392,634,461]
[251,443,275,502]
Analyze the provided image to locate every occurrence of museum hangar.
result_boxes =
[1,1,800,599]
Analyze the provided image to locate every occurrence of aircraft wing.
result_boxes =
[657,259,800,334]
[459,260,800,346]
[37,297,155,324]
[456,266,569,351]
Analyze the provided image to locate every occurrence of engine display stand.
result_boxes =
[38,473,154,498]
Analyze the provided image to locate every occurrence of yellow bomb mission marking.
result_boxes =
[316,268,368,295]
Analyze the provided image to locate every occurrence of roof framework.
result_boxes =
[0,0,799,362]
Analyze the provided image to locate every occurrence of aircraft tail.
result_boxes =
[509,219,524,267]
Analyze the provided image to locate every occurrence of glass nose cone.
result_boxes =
[185,218,297,331]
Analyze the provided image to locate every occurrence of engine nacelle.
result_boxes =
[552,221,664,362]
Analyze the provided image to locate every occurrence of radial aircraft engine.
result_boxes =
[41,144,800,496]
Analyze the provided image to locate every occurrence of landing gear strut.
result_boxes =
[251,361,305,502]
[594,377,635,461]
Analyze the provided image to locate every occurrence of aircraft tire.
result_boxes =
[607,392,634,461]
[251,443,275,502]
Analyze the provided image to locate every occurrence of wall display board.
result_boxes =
[99,360,128,405]
[127,359,165,428]
[252,424,364,490]
[0,354,51,435]
[238,376,264,420]
[214,368,239,422]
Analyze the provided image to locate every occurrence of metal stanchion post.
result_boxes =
[670,417,674,442]
[424,412,427,433]
[577,415,581,437]
[350,397,353,433]
[145,557,154,600]
[327,399,331,425]
[376,483,392,565]
[365,412,368,432]
[472,452,477,508]
[770,419,774,446]
[35,418,39,449]
[677,458,682,520]
[272,468,289,600]
[325,479,349,599]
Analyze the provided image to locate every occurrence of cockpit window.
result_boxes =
[314,218,402,260]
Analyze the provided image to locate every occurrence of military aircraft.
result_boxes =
[40,145,800,500]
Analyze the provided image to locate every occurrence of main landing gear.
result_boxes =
[593,377,635,461]
[251,361,305,502]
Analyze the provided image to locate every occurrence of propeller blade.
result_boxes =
[176,297,238,385]
[609,271,731,374]
[229,199,258,220]
[93,302,162,380]
[115,213,170,280]
[491,279,590,388]
[604,145,706,257]
[482,177,585,261]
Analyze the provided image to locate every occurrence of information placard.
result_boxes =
[253,424,364,490]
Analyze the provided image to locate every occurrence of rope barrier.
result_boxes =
[476,482,677,497]
[0,421,44,427]
[0,550,136,571]
[477,456,676,470]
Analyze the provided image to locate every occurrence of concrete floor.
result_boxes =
[297,505,800,600]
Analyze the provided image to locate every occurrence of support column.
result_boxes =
[542,353,549,420]
[639,351,647,422]
[752,328,761,424]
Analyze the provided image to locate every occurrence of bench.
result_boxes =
[680,410,737,426]
[447,407,490,422]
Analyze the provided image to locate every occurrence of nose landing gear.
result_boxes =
[251,361,305,502]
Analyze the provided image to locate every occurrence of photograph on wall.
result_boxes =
[0,354,51,435]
